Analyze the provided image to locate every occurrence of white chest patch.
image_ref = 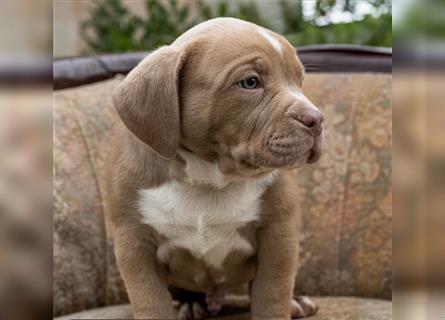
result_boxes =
[138,152,276,269]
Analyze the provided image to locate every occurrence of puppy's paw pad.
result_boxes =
[291,296,318,318]
[178,302,207,320]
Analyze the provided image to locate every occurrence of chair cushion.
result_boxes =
[295,73,392,299]
[54,296,391,320]
[54,77,128,316]
[54,73,391,316]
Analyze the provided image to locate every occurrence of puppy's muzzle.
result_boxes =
[266,103,324,163]
[293,108,324,138]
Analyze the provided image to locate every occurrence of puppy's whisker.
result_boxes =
[303,63,325,72]
[304,67,322,72]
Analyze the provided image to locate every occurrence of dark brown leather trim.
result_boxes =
[53,52,148,90]
[297,44,392,73]
[0,57,52,86]
[33,45,381,89]
[53,45,391,90]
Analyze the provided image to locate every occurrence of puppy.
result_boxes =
[107,17,323,320]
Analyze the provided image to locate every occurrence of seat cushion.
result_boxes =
[54,73,391,316]
[54,296,391,320]
[54,77,129,316]
[295,73,392,299]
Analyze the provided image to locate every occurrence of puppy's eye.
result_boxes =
[239,76,260,89]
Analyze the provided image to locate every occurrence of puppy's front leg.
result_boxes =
[250,213,299,320]
[114,226,176,319]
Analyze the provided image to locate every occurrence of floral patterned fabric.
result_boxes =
[53,73,391,316]
[295,73,392,299]
[54,77,128,317]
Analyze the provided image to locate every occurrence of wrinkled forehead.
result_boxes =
[176,20,304,79]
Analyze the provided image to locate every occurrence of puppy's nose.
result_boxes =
[297,109,324,135]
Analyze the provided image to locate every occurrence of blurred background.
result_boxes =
[0,0,52,319]
[54,0,391,58]
[392,0,445,319]
[0,0,445,319]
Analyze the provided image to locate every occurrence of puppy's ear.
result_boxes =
[113,46,187,159]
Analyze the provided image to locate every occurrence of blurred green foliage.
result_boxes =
[81,0,391,54]
[393,0,445,42]
[280,0,391,47]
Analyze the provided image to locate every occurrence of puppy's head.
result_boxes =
[114,18,324,178]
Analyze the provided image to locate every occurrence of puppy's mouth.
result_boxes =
[306,140,322,164]
[238,134,323,170]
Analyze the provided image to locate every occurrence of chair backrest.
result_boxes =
[295,73,392,300]
[53,71,391,317]
[54,77,128,317]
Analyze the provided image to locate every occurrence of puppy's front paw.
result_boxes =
[177,301,207,320]
[291,296,318,318]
